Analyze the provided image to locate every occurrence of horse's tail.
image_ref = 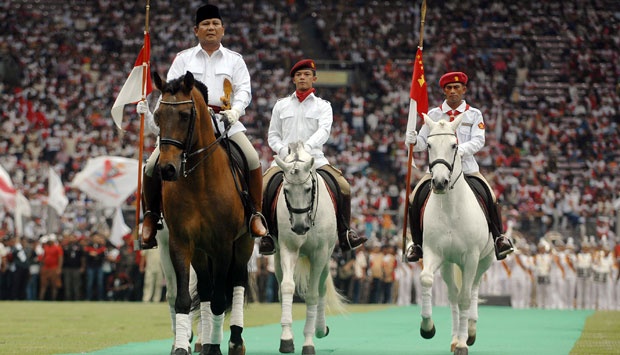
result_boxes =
[294,256,348,315]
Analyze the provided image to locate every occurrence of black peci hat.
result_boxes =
[195,4,222,26]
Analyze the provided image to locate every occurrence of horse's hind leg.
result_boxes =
[441,264,460,352]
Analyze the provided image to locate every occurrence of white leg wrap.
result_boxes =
[210,312,225,345]
[230,286,245,328]
[304,304,318,337]
[280,293,294,326]
[174,313,191,351]
[200,302,212,344]
[316,297,326,332]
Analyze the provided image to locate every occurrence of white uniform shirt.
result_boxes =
[414,100,485,174]
[150,43,252,137]
[268,92,333,168]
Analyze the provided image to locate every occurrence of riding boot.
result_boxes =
[249,167,271,239]
[141,171,163,249]
[489,202,514,260]
[405,180,430,262]
[337,194,367,252]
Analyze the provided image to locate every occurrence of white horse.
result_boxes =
[416,114,494,355]
[273,141,346,355]
[155,222,204,355]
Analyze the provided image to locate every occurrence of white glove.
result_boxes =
[137,100,151,115]
[405,130,417,145]
[220,107,241,127]
[304,144,312,153]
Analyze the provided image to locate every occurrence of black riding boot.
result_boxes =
[338,194,367,252]
[489,202,514,260]
[406,179,431,262]
[141,170,163,249]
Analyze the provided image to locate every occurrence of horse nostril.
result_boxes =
[161,164,178,181]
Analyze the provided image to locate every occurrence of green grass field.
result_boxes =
[0,302,617,355]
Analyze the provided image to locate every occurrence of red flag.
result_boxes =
[111,32,152,129]
[406,47,428,132]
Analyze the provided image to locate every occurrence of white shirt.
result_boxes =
[151,43,252,137]
[414,100,485,174]
[268,92,333,168]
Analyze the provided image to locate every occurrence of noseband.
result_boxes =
[427,132,462,190]
[158,98,225,177]
[282,162,318,226]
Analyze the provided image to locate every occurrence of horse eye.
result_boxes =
[452,143,458,150]
[427,143,431,150]
[180,111,191,121]
[304,187,312,194]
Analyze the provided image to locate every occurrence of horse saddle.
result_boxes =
[414,175,492,231]
[262,168,338,238]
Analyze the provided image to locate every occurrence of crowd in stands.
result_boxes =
[0,0,618,303]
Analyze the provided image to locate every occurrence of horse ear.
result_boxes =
[423,113,435,130]
[183,71,195,93]
[153,72,164,90]
[450,113,464,130]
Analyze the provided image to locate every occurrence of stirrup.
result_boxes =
[249,212,269,238]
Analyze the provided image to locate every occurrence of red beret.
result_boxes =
[439,71,468,88]
[290,59,316,77]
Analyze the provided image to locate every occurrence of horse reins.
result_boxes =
[427,132,462,190]
[159,98,231,177]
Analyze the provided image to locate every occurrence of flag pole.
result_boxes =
[402,0,427,262]
[134,0,150,250]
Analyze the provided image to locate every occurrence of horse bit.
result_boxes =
[427,132,462,190]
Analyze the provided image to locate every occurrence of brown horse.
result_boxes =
[153,71,253,355]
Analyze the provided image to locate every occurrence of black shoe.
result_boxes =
[494,235,514,260]
[339,230,367,252]
[259,235,275,255]
[406,244,423,262]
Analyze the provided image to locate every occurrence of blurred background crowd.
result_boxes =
[0,0,618,306]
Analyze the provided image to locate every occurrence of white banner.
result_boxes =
[0,164,17,210]
[48,167,69,215]
[70,156,140,207]
[110,207,132,247]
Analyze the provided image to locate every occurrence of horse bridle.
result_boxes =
[427,132,462,190]
[282,162,318,226]
[158,98,228,177]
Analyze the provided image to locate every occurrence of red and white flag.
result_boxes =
[70,156,140,207]
[48,167,69,215]
[0,164,17,210]
[111,32,152,129]
[406,47,429,133]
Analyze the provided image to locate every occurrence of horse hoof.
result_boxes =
[279,339,294,353]
[172,348,189,355]
[315,325,330,338]
[229,342,246,355]
[454,346,468,355]
[302,345,316,355]
[420,325,436,339]
[200,344,221,355]
[466,334,476,346]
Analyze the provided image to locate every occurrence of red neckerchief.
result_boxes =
[440,103,470,121]
[296,88,316,102]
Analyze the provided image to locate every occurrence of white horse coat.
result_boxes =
[416,114,494,355]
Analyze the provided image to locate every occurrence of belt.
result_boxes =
[209,105,222,113]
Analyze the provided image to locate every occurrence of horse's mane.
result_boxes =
[162,74,209,104]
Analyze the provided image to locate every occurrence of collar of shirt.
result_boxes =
[440,100,468,114]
